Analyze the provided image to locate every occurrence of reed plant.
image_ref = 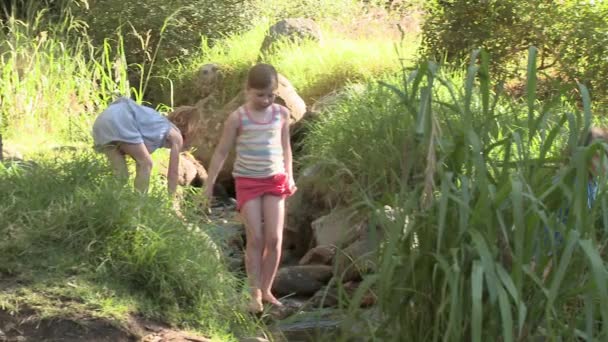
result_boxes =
[305,48,608,340]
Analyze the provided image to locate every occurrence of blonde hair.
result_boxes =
[167,106,199,143]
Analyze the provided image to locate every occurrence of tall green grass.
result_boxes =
[0,151,257,337]
[305,48,608,340]
[0,2,129,147]
[153,21,415,108]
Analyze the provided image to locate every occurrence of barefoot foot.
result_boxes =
[247,297,264,313]
[247,288,263,313]
[262,293,284,307]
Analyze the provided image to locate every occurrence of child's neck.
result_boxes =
[246,103,273,122]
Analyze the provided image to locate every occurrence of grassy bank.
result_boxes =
[0,151,258,339]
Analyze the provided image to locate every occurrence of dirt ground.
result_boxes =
[0,308,214,342]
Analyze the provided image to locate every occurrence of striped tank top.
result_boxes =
[232,104,286,178]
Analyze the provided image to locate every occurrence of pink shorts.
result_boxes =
[235,173,294,211]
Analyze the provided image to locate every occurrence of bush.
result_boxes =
[255,0,367,22]
[419,1,608,104]
[72,0,259,63]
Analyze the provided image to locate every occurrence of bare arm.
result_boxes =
[280,107,296,192]
[205,111,240,201]
[165,127,184,195]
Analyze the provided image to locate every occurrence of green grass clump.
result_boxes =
[0,151,257,338]
[301,80,415,204]
[302,49,608,340]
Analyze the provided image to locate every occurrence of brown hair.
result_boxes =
[247,63,278,90]
[167,106,199,144]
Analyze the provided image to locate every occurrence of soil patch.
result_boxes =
[0,309,213,342]
[0,309,136,342]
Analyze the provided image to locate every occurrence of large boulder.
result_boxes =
[284,164,332,259]
[334,235,376,282]
[298,245,336,266]
[311,208,366,247]
[195,63,223,104]
[1,144,22,162]
[157,152,208,187]
[283,166,329,258]
[260,18,323,53]
[272,265,333,296]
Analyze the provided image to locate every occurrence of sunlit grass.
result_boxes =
[0,150,258,338]
[153,20,416,108]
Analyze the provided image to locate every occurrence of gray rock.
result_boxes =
[260,18,322,53]
[272,265,333,296]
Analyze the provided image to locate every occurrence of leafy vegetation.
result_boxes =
[0,151,256,338]
[153,22,414,108]
[4,0,608,340]
[420,0,608,106]
[306,48,608,340]
[0,0,127,144]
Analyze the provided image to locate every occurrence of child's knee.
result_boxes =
[137,158,154,172]
[265,235,282,250]
[248,233,264,249]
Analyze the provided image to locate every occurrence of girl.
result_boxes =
[205,63,297,312]
[92,97,197,195]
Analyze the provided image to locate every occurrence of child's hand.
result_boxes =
[288,176,297,194]
[172,197,185,220]
[203,184,214,213]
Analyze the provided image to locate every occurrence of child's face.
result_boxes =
[247,84,277,110]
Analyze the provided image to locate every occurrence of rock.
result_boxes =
[298,245,336,266]
[275,74,307,124]
[283,191,315,258]
[334,231,378,283]
[196,63,222,100]
[215,221,245,249]
[1,145,22,161]
[239,338,269,342]
[280,247,300,266]
[157,152,208,187]
[311,208,366,247]
[267,299,304,320]
[272,265,333,296]
[284,164,332,259]
[142,330,211,342]
[343,280,377,308]
[309,285,339,308]
[260,18,323,53]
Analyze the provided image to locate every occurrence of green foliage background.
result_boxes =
[420,0,608,104]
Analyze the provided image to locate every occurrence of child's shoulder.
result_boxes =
[274,104,290,118]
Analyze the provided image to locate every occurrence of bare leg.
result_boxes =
[260,195,285,306]
[119,143,153,193]
[241,197,264,312]
[103,147,128,182]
